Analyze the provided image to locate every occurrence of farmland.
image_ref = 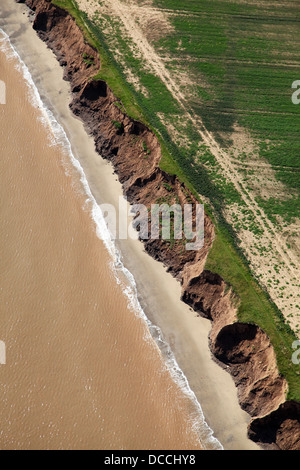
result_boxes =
[53,0,300,399]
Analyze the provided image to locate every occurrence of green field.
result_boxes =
[52,0,300,401]
[154,0,300,218]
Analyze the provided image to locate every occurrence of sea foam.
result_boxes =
[0,28,223,450]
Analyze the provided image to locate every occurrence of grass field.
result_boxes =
[52,0,300,401]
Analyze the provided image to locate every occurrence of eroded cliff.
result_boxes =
[17,0,300,450]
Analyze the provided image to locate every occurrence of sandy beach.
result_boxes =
[0,29,207,450]
[0,0,260,450]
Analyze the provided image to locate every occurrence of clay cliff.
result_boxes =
[17,0,300,450]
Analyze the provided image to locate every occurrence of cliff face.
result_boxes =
[249,401,300,450]
[17,0,300,450]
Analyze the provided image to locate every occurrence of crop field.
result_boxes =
[54,0,300,399]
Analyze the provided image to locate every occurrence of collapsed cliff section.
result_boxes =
[18,0,300,450]
[249,401,300,451]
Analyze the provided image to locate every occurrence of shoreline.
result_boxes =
[0,28,209,449]
[0,0,258,449]
[3,0,299,449]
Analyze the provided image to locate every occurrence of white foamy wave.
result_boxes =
[0,28,223,450]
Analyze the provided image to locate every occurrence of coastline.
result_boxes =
[2,0,299,449]
[0,28,211,449]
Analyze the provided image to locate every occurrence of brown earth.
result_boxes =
[16,0,300,450]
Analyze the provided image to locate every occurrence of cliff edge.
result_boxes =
[17,0,300,450]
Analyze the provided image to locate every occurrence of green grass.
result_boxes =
[51,0,300,401]
[153,0,300,222]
